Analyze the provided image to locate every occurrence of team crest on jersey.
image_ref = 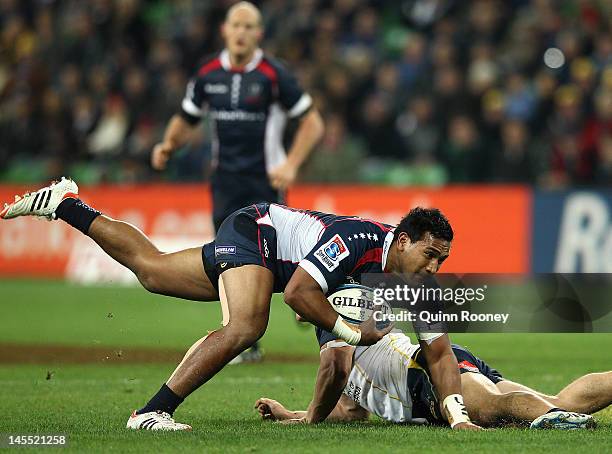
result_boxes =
[248,83,262,96]
[315,235,349,271]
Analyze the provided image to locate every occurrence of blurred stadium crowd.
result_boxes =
[0,0,610,186]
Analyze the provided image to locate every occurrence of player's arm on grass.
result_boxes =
[304,345,354,423]
[255,346,368,423]
[255,398,306,421]
[420,334,482,430]
[256,394,367,424]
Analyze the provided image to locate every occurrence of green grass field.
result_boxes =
[0,279,610,453]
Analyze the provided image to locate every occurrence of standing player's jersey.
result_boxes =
[345,332,426,424]
[180,48,313,175]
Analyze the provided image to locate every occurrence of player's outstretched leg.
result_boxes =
[554,372,612,414]
[128,265,274,430]
[460,372,595,429]
[1,178,217,301]
[497,371,612,415]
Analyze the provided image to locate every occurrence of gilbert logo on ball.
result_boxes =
[328,284,392,327]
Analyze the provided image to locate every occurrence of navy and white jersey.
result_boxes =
[262,204,393,293]
[207,203,395,294]
[180,48,313,175]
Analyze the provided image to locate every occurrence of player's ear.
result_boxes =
[396,232,411,251]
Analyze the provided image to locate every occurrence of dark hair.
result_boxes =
[394,207,453,243]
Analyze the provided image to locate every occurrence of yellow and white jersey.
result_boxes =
[343,332,428,424]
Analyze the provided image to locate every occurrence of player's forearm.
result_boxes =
[426,342,474,428]
[306,367,349,423]
[284,286,338,332]
[291,402,359,423]
[305,347,353,423]
[285,109,324,169]
[274,408,307,421]
[428,350,463,401]
[421,335,463,403]
[163,114,196,150]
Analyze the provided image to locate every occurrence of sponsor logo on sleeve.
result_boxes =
[314,235,350,271]
[215,245,236,256]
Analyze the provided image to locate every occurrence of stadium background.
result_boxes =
[0,0,610,452]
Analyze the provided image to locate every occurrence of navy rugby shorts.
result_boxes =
[202,203,277,291]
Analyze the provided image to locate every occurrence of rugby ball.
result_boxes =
[327,284,392,325]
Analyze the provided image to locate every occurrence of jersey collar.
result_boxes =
[381,229,395,272]
[220,48,263,72]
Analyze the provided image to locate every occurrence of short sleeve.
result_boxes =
[180,78,207,124]
[276,64,312,118]
[298,224,367,294]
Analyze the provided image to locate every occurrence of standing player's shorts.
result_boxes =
[202,203,279,292]
[211,171,282,232]
[408,344,504,424]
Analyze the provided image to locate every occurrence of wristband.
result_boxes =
[331,316,361,345]
[442,394,470,428]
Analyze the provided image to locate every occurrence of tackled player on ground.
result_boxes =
[255,287,609,430]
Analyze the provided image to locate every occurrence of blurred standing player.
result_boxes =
[151,2,324,362]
